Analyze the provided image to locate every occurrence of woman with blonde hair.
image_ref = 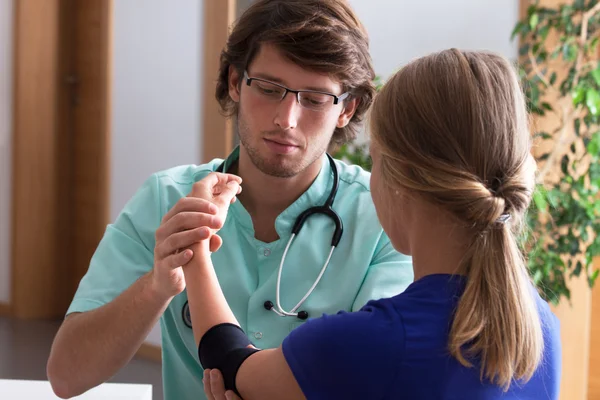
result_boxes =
[183,48,561,399]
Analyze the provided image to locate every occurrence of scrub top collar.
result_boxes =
[222,146,335,246]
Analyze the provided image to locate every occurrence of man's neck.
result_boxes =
[229,148,323,242]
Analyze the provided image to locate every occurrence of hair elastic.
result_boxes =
[496,213,512,224]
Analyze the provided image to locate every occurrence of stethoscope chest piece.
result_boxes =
[182,300,192,328]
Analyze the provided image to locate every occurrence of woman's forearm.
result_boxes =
[183,239,240,346]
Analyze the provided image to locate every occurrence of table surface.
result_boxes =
[0,379,153,399]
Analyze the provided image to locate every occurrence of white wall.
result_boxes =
[0,0,14,305]
[349,0,520,81]
[346,0,520,144]
[112,0,203,345]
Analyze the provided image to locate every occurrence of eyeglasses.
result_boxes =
[243,70,350,112]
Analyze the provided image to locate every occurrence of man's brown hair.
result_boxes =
[215,0,375,146]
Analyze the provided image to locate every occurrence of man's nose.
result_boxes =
[273,92,300,130]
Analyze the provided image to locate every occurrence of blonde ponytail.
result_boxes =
[449,225,543,390]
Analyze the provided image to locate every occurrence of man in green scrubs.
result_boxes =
[47,1,413,399]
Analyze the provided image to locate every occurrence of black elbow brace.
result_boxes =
[198,323,260,396]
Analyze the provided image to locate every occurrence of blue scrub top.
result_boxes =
[66,149,414,400]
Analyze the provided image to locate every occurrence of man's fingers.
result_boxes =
[161,197,218,226]
[158,211,223,242]
[161,249,193,270]
[210,369,228,400]
[155,227,211,259]
[225,391,242,400]
[203,370,215,400]
[209,234,223,253]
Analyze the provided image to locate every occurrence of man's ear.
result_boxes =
[228,66,242,102]
[336,98,360,128]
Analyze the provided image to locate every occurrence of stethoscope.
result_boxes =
[182,148,343,327]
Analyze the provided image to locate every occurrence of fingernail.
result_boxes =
[184,250,193,258]
[227,181,237,187]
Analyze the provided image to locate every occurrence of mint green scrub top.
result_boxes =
[66,148,413,400]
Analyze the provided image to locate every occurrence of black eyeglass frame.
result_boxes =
[243,70,351,108]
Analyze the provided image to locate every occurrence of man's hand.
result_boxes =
[150,172,240,299]
[203,369,242,400]
[188,172,242,253]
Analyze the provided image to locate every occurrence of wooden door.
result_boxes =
[11,0,111,319]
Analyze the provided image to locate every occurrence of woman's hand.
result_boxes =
[187,172,242,253]
[203,369,242,400]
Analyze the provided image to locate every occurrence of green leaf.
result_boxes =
[533,269,544,284]
[570,240,580,256]
[534,131,552,140]
[561,155,569,174]
[588,133,600,155]
[530,84,540,106]
[563,43,578,61]
[581,227,589,242]
[549,72,557,85]
[540,25,550,41]
[573,86,586,105]
[538,152,551,161]
[511,22,528,39]
[586,88,600,116]
[591,37,600,54]
[530,13,540,30]
[573,261,583,276]
[542,102,553,111]
[533,187,548,211]
[589,269,600,287]
[592,68,600,87]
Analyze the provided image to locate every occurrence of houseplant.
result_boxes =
[334,0,600,305]
[512,0,600,304]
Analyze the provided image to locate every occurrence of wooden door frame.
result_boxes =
[10,0,237,319]
[10,0,112,319]
[201,0,237,162]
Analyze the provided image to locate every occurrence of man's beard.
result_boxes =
[236,113,321,178]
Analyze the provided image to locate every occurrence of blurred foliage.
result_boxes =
[513,0,600,304]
